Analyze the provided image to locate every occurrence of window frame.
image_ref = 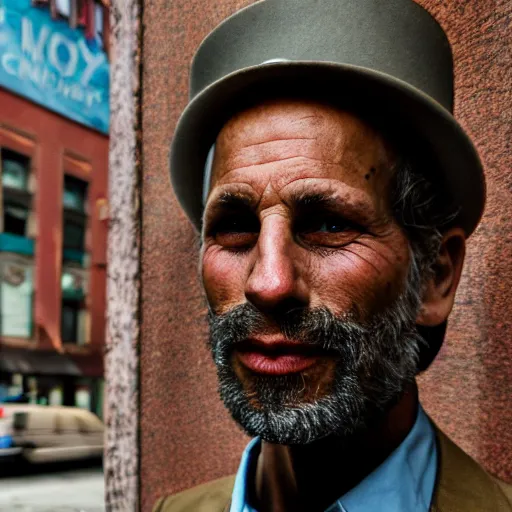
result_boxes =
[62,154,91,256]
[0,128,37,239]
[60,155,90,346]
[61,297,83,344]
[0,254,36,340]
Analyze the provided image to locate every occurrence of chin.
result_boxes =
[217,364,379,445]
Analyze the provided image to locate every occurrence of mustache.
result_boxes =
[208,303,366,360]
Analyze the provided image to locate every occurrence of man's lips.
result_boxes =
[234,338,324,375]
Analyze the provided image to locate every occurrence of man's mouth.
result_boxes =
[234,338,325,375]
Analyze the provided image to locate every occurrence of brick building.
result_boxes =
[0,0,109,418]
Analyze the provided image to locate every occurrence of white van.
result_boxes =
[0,404,103,464]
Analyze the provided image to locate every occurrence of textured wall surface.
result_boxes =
[416,0,512,483]
[105,1,141,510]
[140,1,511,510]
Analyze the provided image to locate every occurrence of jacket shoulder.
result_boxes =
[153,475,235,512]
[496,479,512,506]
[433,426,512,512]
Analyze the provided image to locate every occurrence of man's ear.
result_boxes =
[416,227,466,327]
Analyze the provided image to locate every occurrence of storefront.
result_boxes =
[0,345,104,418]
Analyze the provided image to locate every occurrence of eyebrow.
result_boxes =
[288,189,379,226]
[288,190,343,211]
[203,191,257,225]
[216,191,256,208]
[204,188,376,225]
[210,190,342,213]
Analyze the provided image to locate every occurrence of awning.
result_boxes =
[67,351,104,378]
[0,346,81,376]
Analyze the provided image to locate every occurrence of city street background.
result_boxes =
[0,461,104,512]
[0,1,109,510]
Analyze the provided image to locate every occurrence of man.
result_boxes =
[155,0,512,510]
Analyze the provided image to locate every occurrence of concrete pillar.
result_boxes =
[106,1,141,510]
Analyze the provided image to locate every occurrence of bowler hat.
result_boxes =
[169,0,485,235]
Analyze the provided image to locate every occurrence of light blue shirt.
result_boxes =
[230,404,437,512]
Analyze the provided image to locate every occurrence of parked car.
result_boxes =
[0,406,22,461]
[0,404,103,464]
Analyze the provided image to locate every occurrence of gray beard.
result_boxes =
[207,259,425,445]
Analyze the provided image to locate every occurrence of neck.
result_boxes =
[252,383,419,512]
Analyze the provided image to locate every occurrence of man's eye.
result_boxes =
[215,216,258,233]
[315,220,348,233]
[299,216,352,234]
[211,215,259,249]
[296,215,361,247]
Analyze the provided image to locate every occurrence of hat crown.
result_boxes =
[191,0,454,111]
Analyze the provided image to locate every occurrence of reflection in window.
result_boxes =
[64,219,86,252]
[61,266,89,345]
[0,259,33,338]
[63,175,88,212]
[61,269,85,300]
[63,175,88,254]
[61,173,89,345]
[4,205,29,237]
[2,150,29,191]
[1,149,32,238]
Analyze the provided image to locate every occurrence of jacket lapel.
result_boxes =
[431,425,511,512]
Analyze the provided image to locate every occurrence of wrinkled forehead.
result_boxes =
[217,100,376,147]
[202,99,396,201]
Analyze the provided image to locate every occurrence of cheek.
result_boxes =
[307,237,409,318]
[201,246,249,313]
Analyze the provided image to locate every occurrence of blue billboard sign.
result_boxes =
[0,0,109,134]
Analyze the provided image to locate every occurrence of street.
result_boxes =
[0,461,104,512]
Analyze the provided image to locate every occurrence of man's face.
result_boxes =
[201,100,423,444]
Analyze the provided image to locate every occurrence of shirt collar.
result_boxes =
[230,404,437,512]
[230,436,260,512]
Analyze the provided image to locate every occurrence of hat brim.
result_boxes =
[170,61,485,234]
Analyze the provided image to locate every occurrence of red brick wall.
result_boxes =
[140,1,512,509]
[416,0,512,484]
[0,89,108,351]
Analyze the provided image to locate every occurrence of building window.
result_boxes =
[61,266,89,345]
[61,174,89,345]
[1,149,32,238]
[63,174,87,212]
[61,299,79,343]
[60,302,89,345]
[0,258,34,338]
[63,175,88,254]
[2,151,29,190]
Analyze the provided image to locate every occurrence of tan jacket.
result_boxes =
[154,428,512,512]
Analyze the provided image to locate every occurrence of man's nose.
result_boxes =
[244,216,309,312]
